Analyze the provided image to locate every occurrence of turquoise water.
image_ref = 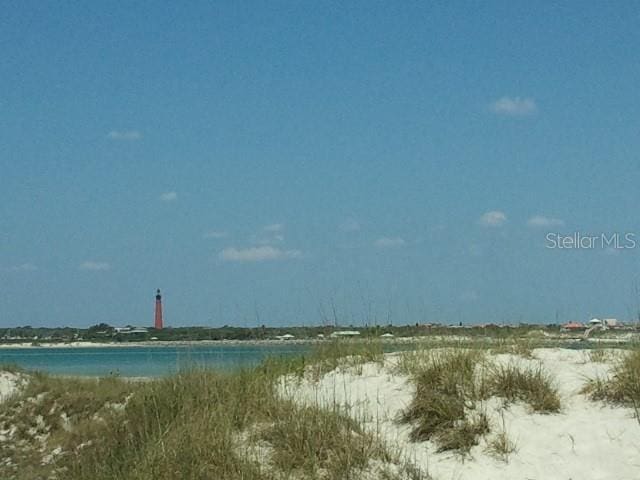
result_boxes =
[0,344,312,377]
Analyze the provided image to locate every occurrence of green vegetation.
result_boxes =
[398,350,489,453]
[583,349,640,414]
[0,322,600,345]
[291,339,385,380]
[485,363,561,413]
[490,339,535,359]
[0,346,425,480]
[0,374,133,479]
[588,348,618,363]
[396,346,561,454]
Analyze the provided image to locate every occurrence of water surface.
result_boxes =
[0,344,311,377]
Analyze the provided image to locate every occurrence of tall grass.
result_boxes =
[0,373,134,479]
[583,349,640,418]
[284,339,386,381]
[0,354,422,480]
[396,345,561,453]
[398,350,489,453]
[484,363,561,413]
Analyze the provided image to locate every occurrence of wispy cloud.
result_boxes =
[252,234,285,246]
[203,230,228,239]
[527,215,564,228]
[8,263,37,272]
[374,237,406,248]
[219,246,301,262]
[478,210,507,227]
[339,219,361,233]
[79,261,111,271]
[490,96,537,116]
[251,223,286,245]
[160,191,178,202]
[107,130,142,141]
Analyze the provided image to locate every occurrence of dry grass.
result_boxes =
[1,339,572,478]
[484,363,561,413]
[0,351,423,480]
[295,339,386,380]
[490,340,535,359]
[396,344,560,454]
[485,410,517,462]
[582,349,640,419]
[398,350,488,453]
[0,373,134,479]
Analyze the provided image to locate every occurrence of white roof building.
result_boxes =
[329,330,360,338]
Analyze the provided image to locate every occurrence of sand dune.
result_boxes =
[281,348,640,480]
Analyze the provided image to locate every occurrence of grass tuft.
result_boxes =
[582,349,640,416]
[484,363,561,413]
[485,410,517,462]
[398,350,487,453]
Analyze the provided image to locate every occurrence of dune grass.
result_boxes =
[398,350,489,453]
[490,339,535,359]
[0,349,423,480]
[582,349,640,417]
[0,338,573,477]
[485,411,517,463]
[484,363,561,413]
[290,339,386,380]
[395,344,561,453]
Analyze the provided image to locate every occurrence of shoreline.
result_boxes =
[0,333,638,349]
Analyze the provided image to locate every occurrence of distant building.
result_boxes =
[155,289,163,330]
[113,326,148,334]
[128,327,149,334]
[561,322,586,331]
[329,330,360,338]
[603,318,621,328]
[275,334,295,340]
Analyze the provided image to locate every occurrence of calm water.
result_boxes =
[0,344,312,377]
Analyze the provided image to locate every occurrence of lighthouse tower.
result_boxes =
[154,289,163,329]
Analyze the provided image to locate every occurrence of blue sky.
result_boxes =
[2,2,640,327]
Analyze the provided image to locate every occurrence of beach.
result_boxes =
[280,348,640,480]
[1,344,638,479]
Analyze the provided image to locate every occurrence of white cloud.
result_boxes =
[107,130,142,140]
[219,246,301,262]
[490,96,537,116]
[339,219,361,232]
[263,223,284,233]
[79,261,111,271]
[478,211,507,227]
[160,191,178,202]
[527,215,564,228]
[8,263,37,272]
[374,237,406,248]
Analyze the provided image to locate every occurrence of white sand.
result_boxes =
[280,349,640,480]
[0,372,23,403]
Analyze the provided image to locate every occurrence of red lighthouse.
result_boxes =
[154,289,163,329]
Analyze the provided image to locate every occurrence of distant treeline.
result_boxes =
[0,322,571,344]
